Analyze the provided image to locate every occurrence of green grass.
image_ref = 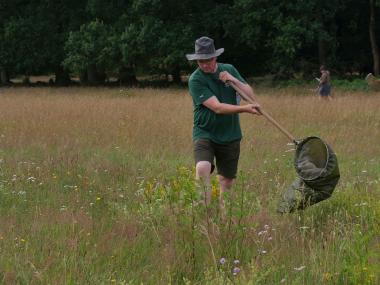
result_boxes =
[0,87,379,284]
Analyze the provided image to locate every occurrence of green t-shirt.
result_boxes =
[188,63,246,144]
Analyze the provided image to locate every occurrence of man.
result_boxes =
[185,36,261,209]
[318,65,332,100]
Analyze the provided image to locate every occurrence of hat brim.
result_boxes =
[185,48,224,61]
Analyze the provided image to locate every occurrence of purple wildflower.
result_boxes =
[233,267,241,276]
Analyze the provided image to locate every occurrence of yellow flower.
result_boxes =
[96,197,101,201]
[211,185,218,198]
[211,177,219,198]
[322,272,331,281]
[145,182,154,194]
[172,180,179,190]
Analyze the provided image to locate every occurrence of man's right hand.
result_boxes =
[244,103,262,115]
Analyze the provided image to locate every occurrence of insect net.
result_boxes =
[277,137,340,213]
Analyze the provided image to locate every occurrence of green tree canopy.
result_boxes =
[0,0,379,85]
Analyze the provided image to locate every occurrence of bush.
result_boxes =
[331,79,369,91]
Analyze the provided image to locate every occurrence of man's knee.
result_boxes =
[218,175,234,189]
[218,175,234,188]
[196,161,212,180]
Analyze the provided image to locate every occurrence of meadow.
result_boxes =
[0,87,379,284]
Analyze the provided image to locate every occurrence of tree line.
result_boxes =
[0,0,379,86]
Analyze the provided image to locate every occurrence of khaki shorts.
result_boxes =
[193,138,240,179]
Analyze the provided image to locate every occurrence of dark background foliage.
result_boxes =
[0,0,379,85]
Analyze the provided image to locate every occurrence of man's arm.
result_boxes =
[319,72,327,85]
[202,96,261,115]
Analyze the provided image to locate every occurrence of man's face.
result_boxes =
[197,57,217,73]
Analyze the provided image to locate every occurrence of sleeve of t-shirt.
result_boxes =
[188,78,215,105]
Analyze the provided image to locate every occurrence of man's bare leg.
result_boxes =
[195,161,212,205]
[218,175,234,215]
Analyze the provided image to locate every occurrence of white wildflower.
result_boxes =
[294,265,306,271]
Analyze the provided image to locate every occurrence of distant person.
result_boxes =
[317,65,332,100]
[185,36,261,211]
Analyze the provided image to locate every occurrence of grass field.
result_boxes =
[0,87,379,284]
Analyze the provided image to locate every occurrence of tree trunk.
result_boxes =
[318,35,327,66]
[80,70,88,84]
[86,64,105,85]
[0,69,9,85]
[369,0,380,76]
[87,64,98,84]
[171,66,182,84]
[54,66,71,86]
[317,11,327,65]
[96,67,106,83]
[118,65,138,86]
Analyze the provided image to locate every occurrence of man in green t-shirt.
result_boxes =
[186,36,261,209]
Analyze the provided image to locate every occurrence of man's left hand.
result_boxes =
[219,71,236,83]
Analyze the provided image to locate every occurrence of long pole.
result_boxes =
[228,81,297,144]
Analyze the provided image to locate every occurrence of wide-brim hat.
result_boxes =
[186,36,224,60]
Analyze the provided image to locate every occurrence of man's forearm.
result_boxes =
[214,102,248,114]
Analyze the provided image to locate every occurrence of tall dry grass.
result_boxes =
[0,86,379,284]
[1,87,378,161]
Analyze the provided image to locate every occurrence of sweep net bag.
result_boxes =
[277,136,340,213]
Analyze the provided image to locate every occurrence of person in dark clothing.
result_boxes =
[318,65,332,100]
